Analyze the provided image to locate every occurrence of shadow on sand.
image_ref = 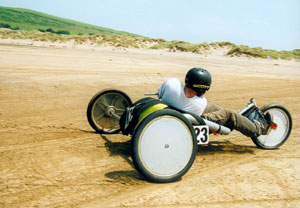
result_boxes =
[197,140,256,155]
[100,134,145,182]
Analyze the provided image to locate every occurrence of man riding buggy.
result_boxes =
[158,67,273,138]
[87,67,292,183]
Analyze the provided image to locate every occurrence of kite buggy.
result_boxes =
[87,89,292,183]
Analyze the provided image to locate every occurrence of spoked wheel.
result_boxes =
[87,89,132,134]
[252,104,292,149]
[131,109,197,183]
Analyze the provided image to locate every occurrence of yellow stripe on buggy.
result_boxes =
[138,103,168,121]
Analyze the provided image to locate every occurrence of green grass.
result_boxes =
[227,45,300,60]
[150,40,213,53]
[0,6,139,36]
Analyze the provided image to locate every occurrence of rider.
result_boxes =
[157,67,273,138]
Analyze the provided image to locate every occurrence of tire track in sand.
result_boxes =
[81,153,258,207]
[81,142,300,208]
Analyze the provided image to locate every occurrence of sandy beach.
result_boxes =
[0,41,300,208]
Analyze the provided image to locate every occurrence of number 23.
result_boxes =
[194,126,209,144]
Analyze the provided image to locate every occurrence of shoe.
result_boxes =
[253,112,273,135]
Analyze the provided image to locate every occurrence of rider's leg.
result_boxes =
[203,103,222,114]
[202,109,260,137]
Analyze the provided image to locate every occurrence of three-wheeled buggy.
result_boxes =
[87,89,292,183]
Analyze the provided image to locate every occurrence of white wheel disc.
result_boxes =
[256,108,290,147]
[138,115,194,177]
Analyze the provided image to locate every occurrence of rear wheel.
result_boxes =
[87,89,132,134]
[131,109,197,183]
[251,104,292,149]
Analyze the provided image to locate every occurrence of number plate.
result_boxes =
[193,125,209,145]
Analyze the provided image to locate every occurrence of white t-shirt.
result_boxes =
[157,78,207,115]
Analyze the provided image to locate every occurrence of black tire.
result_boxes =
[131,109,197,183]
[251,104,292,149]
[87,89,132,134]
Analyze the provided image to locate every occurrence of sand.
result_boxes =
[0,41,300,208]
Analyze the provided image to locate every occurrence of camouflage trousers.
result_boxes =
[202,103,259,138]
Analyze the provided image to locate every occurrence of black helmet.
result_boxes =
[185,67,211,96]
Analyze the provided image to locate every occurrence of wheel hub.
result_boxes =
[105,106,116,116]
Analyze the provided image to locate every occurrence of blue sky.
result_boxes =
[1,0,299,50]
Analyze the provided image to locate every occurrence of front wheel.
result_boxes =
[131,109,197,183]
[251,104,292,149]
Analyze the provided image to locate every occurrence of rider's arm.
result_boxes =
[157,81,167,99]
